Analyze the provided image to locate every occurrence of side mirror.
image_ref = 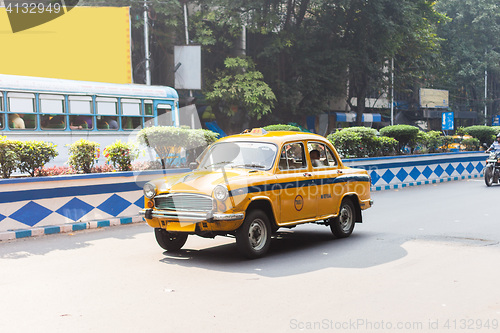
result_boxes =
[189,162,199,170]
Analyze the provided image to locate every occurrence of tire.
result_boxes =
[154,228,188,252]
[485,165,494,187]
[235,210,272,259]
[330,199,355,238]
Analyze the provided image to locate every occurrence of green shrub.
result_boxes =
[17,140,58,177]
[67,139,100,173]
[379,125,420,153]
[263,124,301,132]
[376,136,399,156]
[463,126,497,145]
[421,130,444,153]
[327,130,362,157]
[462,137,480,151]
[104,140,138,171]
[137,127,219,168]
[0,136,20,178]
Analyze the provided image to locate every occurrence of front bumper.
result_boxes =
[140,209,244,222]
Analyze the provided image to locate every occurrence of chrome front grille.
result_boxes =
[154,194,213,212]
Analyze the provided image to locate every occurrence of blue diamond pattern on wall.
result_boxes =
[0,213,6,223]
[466,162,475,173]
[475,162,484,172]
[97,194,132,217]
[445,164,455,176]
[134,197,144,209]
[409,167,421,180]
[56,198,94,221]
[434,165,444,177]
[10,201,53,227]
[455,163,465,175]
[422,166,433,179]
[396,169,408,182]
[382,170,395,184]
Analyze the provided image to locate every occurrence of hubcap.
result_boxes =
[248,218,267,250]
[339,204,353,233]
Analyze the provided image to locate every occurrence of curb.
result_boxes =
[371,173,482,191]
[0,216,144,242]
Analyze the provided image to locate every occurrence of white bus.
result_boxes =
[0,74,179,166]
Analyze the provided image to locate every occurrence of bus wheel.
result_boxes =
[154,228,188,252]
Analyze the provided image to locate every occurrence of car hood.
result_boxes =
[151,168,271,196]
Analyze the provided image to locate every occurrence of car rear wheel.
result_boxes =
[236,209,271,259]
[485,165,494,187]
[330,199,355,238]
[154,228,188,252]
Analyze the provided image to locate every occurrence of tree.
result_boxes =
[434,0,500,122]
[205,57,276,132]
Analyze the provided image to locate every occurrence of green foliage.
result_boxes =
[379,125,420,152]
[104,140,138,171]
[463,126,497,145]
[0,136,20,178]
[421,131,444,153]
[377,136,399,156]
[205,57,276,120]
[263,124,301,132]
[137,127,219,168]
[67,139,100,173]
[327,130,362,158]
[462,137,480,151]
[17,141,58,177]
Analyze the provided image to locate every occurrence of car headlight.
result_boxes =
[143,182,157,199]
[213,185,229,201]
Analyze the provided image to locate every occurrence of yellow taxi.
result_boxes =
[141,128,373,258]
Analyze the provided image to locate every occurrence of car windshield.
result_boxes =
[199,141,278,170]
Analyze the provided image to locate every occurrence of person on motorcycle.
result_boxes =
[486,134,500,153]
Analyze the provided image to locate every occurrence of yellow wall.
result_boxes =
[0,6,132,84]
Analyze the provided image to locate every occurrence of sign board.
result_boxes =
[420,88,449,108]
[493,116,500,126]
[0,7,132,84]
[174,45,202,90]
[442,112,454,131]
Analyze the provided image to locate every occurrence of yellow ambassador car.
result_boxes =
[141,129,373,258]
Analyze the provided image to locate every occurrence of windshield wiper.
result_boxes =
[231,163,265,169]
[203,161,232,169]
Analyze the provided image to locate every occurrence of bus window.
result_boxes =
[144,100,153,116]
[69,96,93,130]
[8,113,36,130]
[8,92,35,113]
[96,116,118,130]
[40,95,66,130]
[122,99,141,115]
[69,96,92,114]
[96,97,117,115]
[123,116,142,130]
[157,104,172,126]
[144,117,154,127]
[41,114,66,130]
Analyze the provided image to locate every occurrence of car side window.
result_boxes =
[279,142,306,170]
[307,142,338,168]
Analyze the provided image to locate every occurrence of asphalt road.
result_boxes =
[1,179,500,333]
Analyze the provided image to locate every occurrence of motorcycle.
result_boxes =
[484,151,500,186]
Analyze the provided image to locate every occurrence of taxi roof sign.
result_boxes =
[242,128,268,135]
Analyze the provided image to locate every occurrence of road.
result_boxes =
[1,179,500,333]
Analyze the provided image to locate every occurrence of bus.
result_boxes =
[0,74,179,166]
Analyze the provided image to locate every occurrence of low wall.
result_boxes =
[0,152,487,237]
[343,151,486,191]
[0,168,189,233]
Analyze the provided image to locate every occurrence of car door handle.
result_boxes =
[303,173,312,177]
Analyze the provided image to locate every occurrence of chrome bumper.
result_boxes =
[140,209,244,222]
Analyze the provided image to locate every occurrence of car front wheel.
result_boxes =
[235,209,272,259]
[154,228,188,252]
[330,199,355,238]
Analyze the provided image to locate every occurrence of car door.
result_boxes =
[306,141,342,219]
[276,141,318,224]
